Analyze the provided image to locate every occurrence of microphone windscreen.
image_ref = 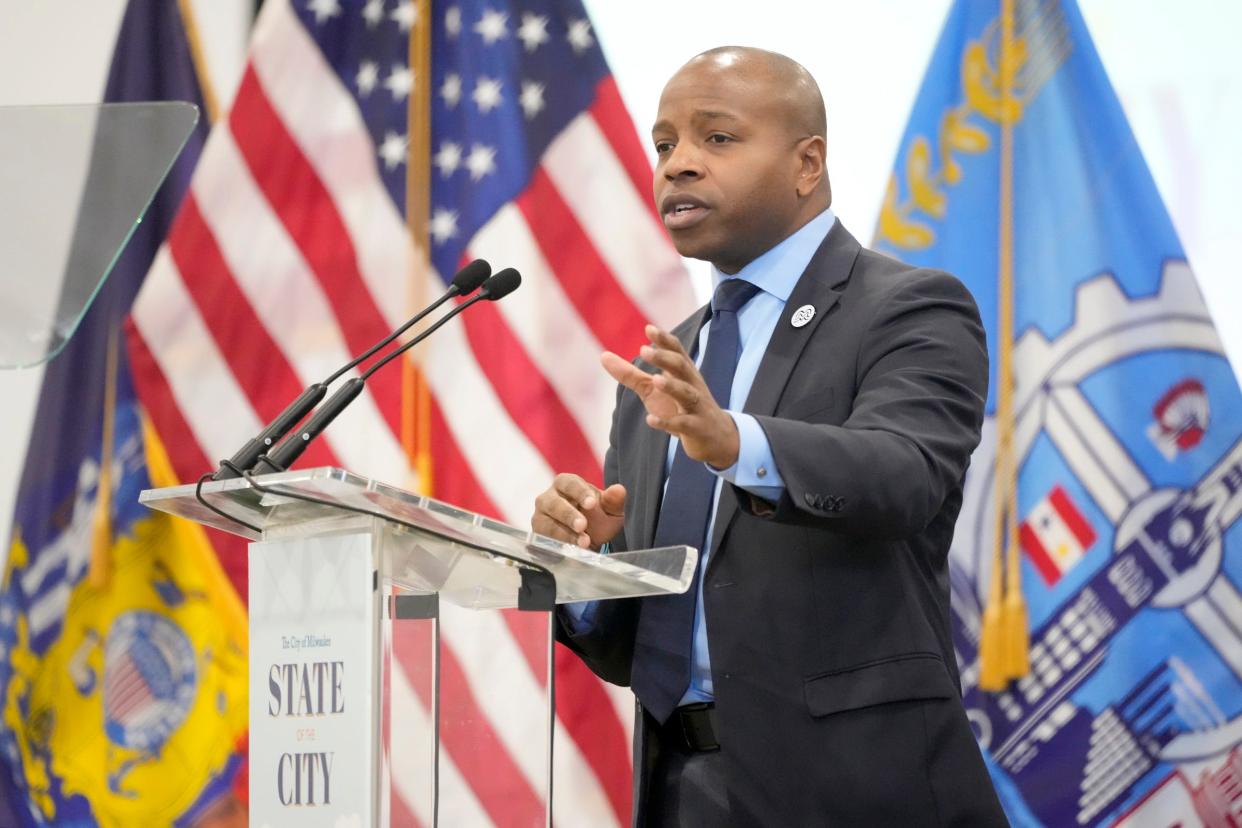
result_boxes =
[451,258,491,294]
[482,267,522,300]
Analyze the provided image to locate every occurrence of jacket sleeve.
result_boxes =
[554,381,639,686]
[744,269,988,538]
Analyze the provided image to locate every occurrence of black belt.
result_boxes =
[659,702,720,753]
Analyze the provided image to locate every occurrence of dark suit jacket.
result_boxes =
[559,222,1008,826]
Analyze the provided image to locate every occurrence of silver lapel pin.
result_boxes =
[791,304,816,328]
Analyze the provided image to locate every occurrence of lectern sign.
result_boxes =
[249,532,377,826]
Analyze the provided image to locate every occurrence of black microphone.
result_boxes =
[255,268,522,474]
[212,259,491,479]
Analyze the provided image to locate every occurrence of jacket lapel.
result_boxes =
[743,221,859,416]
[705,221,862,565]
[632,304,710,549]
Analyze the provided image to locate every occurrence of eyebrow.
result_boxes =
[651,110,743,137]
[693,110,741,124]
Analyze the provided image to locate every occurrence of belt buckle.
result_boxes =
[678,704,719,752]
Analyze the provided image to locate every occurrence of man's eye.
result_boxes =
[654,141,674,154]
[707,134,733,144]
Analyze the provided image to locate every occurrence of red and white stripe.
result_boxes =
[105,654,155,722]
[126,0,694,824]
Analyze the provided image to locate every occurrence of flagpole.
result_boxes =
[997,0,1030,682]
[88,327,119,589]
[979,0,1028,690]
[405,0,434,495]
[175,0,219,123]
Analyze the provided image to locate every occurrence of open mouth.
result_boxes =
[663,201,709,230]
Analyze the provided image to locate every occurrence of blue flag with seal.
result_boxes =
[0,2,248,825]
[876,1,1242,825]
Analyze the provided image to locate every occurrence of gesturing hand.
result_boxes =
[532,474,627,550]
[601,324,740,470]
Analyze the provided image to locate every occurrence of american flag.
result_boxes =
[125,0,694,824]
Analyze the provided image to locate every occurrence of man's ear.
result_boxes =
[795,135,828,198]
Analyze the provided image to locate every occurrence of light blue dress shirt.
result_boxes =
[569,207,837,708]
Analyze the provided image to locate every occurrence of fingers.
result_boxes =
[533,474,596,547]
[532,492,588,546]
[598,483,627,517]
[646,412,697,433]
[554,473,598,510]
[646,324,688,357]
[603,327,712,427]
[638,343,698,383]
[645,410,715,434]
[652,372,704,411]
[601,351,650,392]
[640,327,704,388]
[604,327,696,389]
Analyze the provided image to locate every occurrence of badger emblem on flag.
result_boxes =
[1020,486,1097,586]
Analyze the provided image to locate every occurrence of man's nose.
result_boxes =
[663,142,703,179]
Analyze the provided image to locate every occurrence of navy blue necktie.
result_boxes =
[631,278,760,723]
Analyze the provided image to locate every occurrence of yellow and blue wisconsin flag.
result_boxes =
[878,1,1242,825]
[0,2,247,825]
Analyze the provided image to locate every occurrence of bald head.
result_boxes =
[680,46,827,141]
[650,45,831,272]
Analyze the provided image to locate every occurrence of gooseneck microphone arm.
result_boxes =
[323,258,492,386]
[211,259,492,479]
[253,267,522,474]
[361,267,521,381]
[211,382,331,480]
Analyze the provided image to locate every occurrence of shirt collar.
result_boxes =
[711,207,836,303]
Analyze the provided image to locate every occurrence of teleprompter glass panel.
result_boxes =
[0,102,197,367]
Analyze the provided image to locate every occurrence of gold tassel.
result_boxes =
[1002,587,1030,678]
[977,593,1007,691]
[1002,443,1030,679]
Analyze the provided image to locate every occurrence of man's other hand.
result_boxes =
[601,324,740,470]
[532,474,626,549]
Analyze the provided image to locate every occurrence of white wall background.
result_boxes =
[1,1,1239,546]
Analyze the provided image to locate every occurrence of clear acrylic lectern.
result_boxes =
[141,467,696,827]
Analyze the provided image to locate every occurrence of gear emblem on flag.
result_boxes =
[950,264,1242,825]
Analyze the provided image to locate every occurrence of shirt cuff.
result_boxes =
[562,600,599,632]
[710,412,786,502]
[562,542,609,632]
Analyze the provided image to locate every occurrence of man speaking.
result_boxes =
[532,46,1008,826]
